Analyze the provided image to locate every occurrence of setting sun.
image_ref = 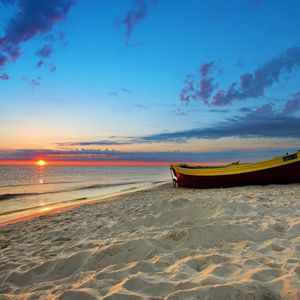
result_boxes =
[35,160,47,166]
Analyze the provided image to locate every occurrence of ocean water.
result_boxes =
[0,165,170,217]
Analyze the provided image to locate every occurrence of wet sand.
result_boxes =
[0,183,300,299]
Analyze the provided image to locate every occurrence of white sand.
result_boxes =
[0,183,300,299]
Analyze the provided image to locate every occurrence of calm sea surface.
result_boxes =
[0,165,170,216]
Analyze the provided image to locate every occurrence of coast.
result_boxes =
[1,183,300,299]
[0,182,167,227]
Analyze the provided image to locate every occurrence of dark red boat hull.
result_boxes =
[173,161,300,188]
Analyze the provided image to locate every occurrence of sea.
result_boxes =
[0,165,170,219]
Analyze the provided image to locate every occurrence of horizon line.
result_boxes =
[0,160,230,166]
[0,160,177,166]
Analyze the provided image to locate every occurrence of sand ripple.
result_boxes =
[1,183,300,299]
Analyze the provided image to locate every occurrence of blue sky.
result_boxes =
[0,0,300,163]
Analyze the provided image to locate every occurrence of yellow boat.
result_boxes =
[170,151,300,188]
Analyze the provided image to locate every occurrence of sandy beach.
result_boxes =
[1,183,300,299]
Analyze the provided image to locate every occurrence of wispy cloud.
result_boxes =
[36,44,53,58]
[107,91,119,97]
[31,78,42,89]
[283,92,300,114]
[141,103,300,142]
[171,97,293,139]
[57,100,300,147]
[118,0,158,45]
[0,72,9,80]
[36,44,53,71]
[0,147,295,163]
[21,75,42,89]
[120,87,131,93]
[59,140,133,146]
[49,64,57,72]
[36,60,44,68]
[36,44,53,68]
[108,87,132,97]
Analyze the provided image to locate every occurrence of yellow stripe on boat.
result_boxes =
[171,151,300,176]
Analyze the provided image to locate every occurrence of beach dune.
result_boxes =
[0,183,300,299]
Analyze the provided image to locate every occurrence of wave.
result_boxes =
[0,181,141,202]
[0,181,81,189]
[0,197,88,216]
[0,193,37,201]
[76,182,140,190]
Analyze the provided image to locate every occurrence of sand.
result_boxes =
[0,183,300,299]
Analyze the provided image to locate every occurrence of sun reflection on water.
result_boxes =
[34,161,47,184]
[39,206,51,212]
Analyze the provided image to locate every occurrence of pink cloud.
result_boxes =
[0,0,75,67]
[118,0,158,45]
[211,46,300,106]
[180,61,217,105]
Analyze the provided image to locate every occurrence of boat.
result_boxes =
[170,151,300,188]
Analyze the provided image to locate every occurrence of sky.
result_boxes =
[0,0,300,164]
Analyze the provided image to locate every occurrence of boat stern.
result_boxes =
[170,165,178,186]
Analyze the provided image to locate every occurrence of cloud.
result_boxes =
[118,0,157,44]
[57,100,300,148]
[0,147,294,163]
[0,72,9,80]
[56,96,300,150]
[0,0,75,67]
[59,140,133,146]
[36,44,53,58]
[180,47,300,108]
[142,104,300,142]
[179,75,195,104]
[50,64,57,72]
[180,61,217,105]
[136,104,146,108]
[36,60,44,68]
[0,54,8,67]
[107,92,119,97]
[0,148,197,162]
[21,75,42,88]
[0,148,121,161]
[200,61,214,77]
[212,46,300,106]
[198,77,217,103]
[120,87,131,93]
[31,78,41,88]
[144,116,300,141]
[283,92,300,114]
[107,87,132,97]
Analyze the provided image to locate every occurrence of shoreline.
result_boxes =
[0,181,169,227]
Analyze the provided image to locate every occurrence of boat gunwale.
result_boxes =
[170,151,300,176]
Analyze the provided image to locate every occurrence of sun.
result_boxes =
[35,160,47,166]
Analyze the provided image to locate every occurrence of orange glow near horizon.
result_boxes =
[0,160,227,166]
[44,160,174,166]
[35,160,47,166]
